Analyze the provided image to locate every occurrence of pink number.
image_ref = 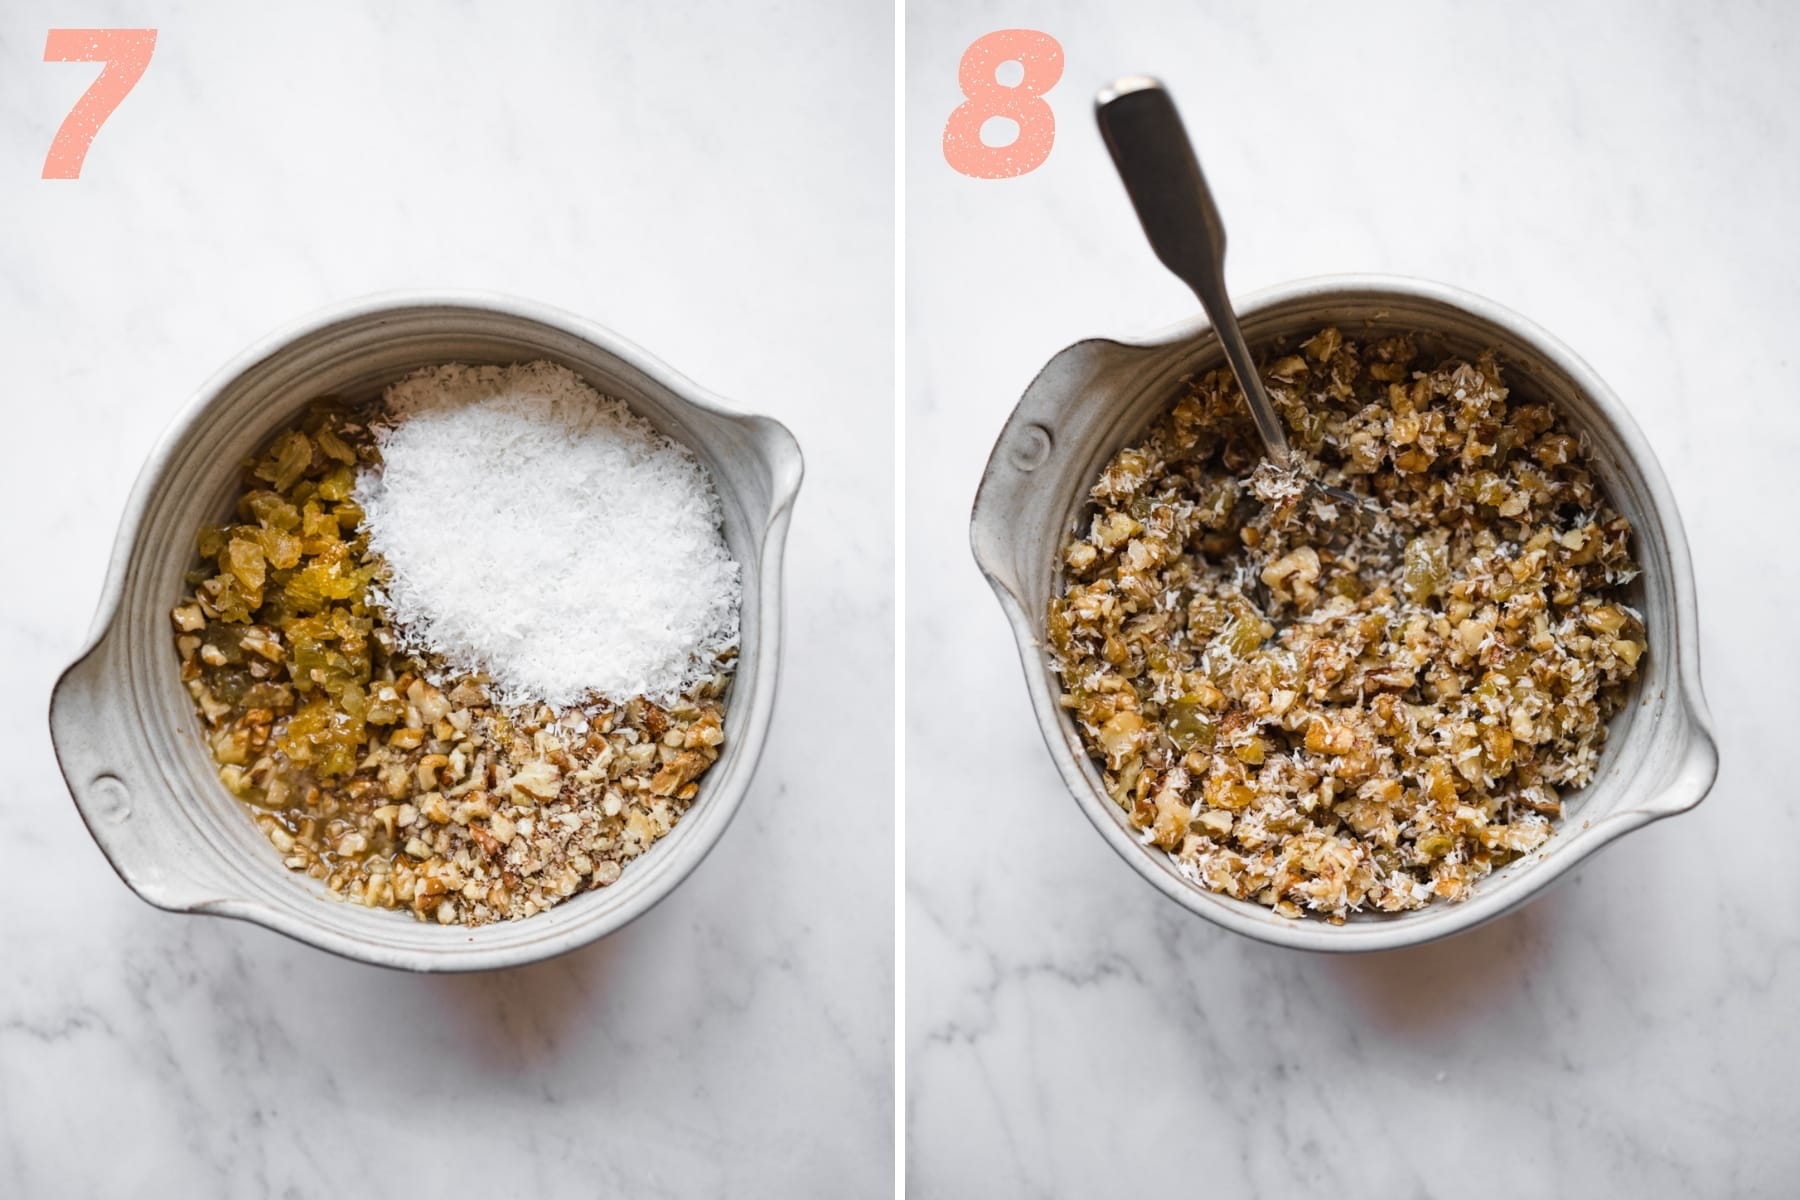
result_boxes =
[42,29,158,180]
[942,30,1064,180]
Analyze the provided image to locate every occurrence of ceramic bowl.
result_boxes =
[50,293,802,972]
[971,275,1717,952]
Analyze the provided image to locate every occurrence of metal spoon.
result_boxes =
[1094,75,1370,519]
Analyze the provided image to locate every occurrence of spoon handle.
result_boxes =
[1095,76,1292,467]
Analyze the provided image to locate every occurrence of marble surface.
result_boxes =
[0,2,891,1196]
[906,2,1797,1195]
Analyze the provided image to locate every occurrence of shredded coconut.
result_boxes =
[353,361,741,708]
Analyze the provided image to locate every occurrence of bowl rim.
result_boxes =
[49,289,803,972]
[971,272,1718,953]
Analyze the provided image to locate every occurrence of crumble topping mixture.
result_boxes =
[1048,326,1646,921]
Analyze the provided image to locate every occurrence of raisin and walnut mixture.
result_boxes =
[1048,327,1646,921]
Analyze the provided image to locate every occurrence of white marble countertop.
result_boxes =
[0,2,892,1196]
[907,2,1797,1195]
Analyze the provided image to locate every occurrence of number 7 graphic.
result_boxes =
[42,29,158,180]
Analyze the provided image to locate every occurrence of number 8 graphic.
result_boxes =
[942,30,1065,180]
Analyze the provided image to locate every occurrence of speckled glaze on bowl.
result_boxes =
[50,293,802,972]
[971,275,1716,952]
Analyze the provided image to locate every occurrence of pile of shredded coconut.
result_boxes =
[353,361,740,709]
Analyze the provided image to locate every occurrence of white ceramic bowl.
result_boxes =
[50,293,802,971]
[971,275,1717,952]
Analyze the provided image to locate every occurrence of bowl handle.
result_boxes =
[49,629,234,912]
[971,337,1144,607]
